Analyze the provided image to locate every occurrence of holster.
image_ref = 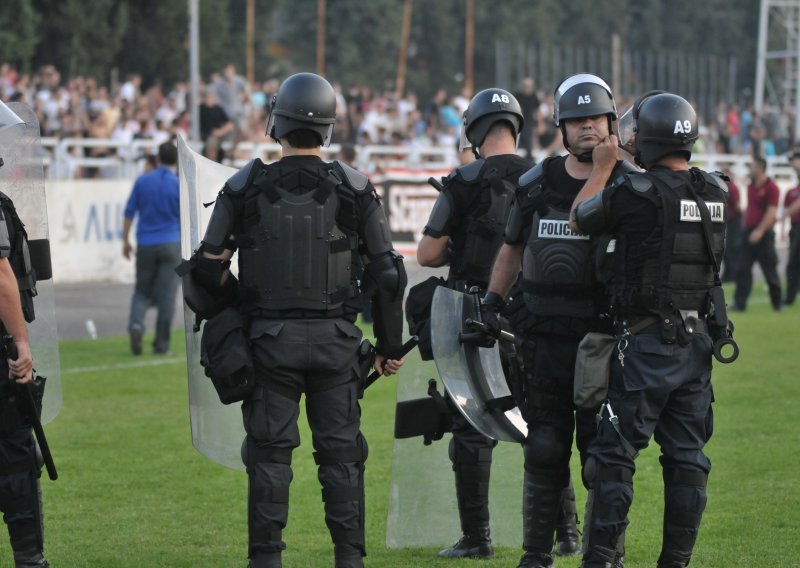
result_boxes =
[404,276,445,360]
[200,307,255,404]
[356,339,376,396]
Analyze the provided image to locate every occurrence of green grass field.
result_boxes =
[15,285,800,567]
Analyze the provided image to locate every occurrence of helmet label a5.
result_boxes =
[578,95,592,104]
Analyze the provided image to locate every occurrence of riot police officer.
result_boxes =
[570,92,727,568]
[417,87,536,559]
[182,73,407,568]
[0,100,49,568]
[483,74,634,568]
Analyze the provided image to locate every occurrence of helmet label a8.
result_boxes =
[491,93,510,103]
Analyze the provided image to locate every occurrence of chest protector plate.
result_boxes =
[237,173,355,312]
[609,169,727,312]
[449,161,516,287]
[520,160,633,319]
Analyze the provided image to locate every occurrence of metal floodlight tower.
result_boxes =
[754,0,800,142]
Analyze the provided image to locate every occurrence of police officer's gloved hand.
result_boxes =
[480,292,506,339]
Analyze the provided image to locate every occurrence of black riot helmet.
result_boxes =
[553,73,617,160]
[621,91,698,168]
[266,72,337,146]
[458,88,524,155]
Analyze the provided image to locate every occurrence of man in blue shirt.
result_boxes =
[122,141,181,355]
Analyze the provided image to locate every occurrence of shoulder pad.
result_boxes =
[518,160,546,188]
[454,158,485,183]
[612,159,639,176]
[224,159,261,193]
[626,173,654,193]
[702,170,730,193]
[333,160,370,192]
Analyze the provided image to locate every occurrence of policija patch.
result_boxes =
[537,219,590,240]
[679,200,725,223]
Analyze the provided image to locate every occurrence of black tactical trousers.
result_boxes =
[242,318,366,561]
[786,224,800,305]
[520,334,595,553]
[583,331,714,567]
[0,427,44,560]
[733,228,782,310]
[447,398,498,538]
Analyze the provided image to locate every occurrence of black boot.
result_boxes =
[580,545,617,568]
[555,478,580,556]
[439,446,494,559]
[516,551,554,568]
[334,544,364,568]
[12,550,50,568]
[520,469,565,559]
[437,529,494,559]
[249,551,282,568]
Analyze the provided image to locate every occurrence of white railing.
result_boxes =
[38,138,461,180]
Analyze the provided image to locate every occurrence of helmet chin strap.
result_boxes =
[572,150,594,163]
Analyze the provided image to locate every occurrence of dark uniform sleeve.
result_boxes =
[358,187,407,354]
[503,195,529,245]
[0,206,10,258]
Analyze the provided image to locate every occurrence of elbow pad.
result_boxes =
[574,192,607,235]
[364,251,407,353]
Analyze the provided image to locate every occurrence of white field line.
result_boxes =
[63,357,185,375]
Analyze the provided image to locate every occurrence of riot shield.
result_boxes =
[0,102,61,424]
[431,286,527,442]
[177,136,246,471]
[386,287,524,548]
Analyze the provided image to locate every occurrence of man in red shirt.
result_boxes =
[733,155,783,311]
[783,151,800,305]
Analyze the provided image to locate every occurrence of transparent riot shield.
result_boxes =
[0,103,61,424]
[386,288,524,548]
[177,136,245,471]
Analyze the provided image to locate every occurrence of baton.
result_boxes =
[463,318,516,343]
[365,335,420,389]
[427,177,445,192]
[3,335,58,481]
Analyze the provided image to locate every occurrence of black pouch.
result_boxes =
[200,307,255,404]
[573,332,617,409]
[404,276,446,360]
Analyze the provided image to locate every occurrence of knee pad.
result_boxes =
[523,426,569,469]
[242,436,293,471]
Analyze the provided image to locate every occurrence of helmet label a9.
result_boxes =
[674,120,692,134]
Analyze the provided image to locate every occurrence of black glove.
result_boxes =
[480,292,506,339]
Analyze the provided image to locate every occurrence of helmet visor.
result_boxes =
[458,115,471,152]
[617,106,636,150]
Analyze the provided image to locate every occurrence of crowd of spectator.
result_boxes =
[2,62,799,178]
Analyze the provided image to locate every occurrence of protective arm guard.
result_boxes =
[423,190,454,237]
[201,194,237,254]
[573,191,608,235]
[175,251,239,324]
[364,251,407,354]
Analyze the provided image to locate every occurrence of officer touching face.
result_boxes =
[483,73,634,568]
[570,92,729,568]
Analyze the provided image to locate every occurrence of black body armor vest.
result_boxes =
[604,168,728,313]
[447,158,521,288]
[235,165,360,314]
[519,159,635,320]
[0,192,37,324]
